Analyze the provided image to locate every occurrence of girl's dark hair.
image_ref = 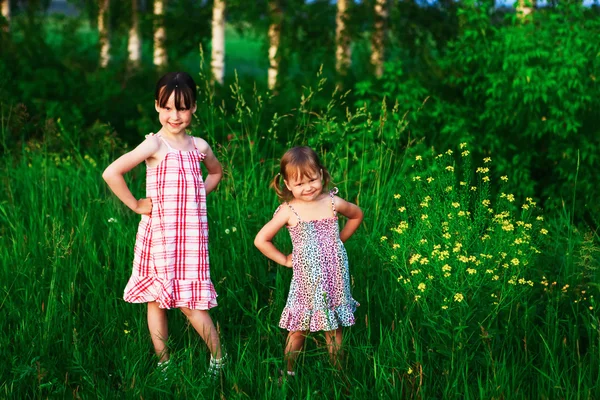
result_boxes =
[272,146,331,201]
[155,72,197,110]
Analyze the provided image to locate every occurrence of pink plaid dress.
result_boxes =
[123,133,217,310]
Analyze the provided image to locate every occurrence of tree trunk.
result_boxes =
[153,0,167,68]
[128,0,142,68]
[1,0,9,33]
[335,0,351,77]
[211,0,226,85]
[267,0,282,91]
[516,0,534,19]
[371,0,388,78]
[98,0,110,68]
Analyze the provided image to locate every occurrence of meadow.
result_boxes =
[1,3,600,399]
[1,72,599,399]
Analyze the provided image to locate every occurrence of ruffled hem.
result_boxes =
[123,275,218,310]
[279,301,359,332]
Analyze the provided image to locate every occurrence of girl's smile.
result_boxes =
[156,92,196,136]
[284,170,323,202]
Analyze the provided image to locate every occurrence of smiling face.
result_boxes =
[284,168,323,202]
[155,91,196,136]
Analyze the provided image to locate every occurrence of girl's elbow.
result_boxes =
[101,168,112,182]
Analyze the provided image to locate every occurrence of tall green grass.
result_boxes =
[0,76,598,399]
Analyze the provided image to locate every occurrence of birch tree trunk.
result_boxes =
[335,0,351,76]
[211,0,226,85]
[1,0,10,33]
[98,0,110,68]
[267,0,282,91]
[516,0,534,19]
[153,0,168,68]
[128,0,142,68]
[370,0,388,78]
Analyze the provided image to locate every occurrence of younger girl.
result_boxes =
[254,146,363,376]
[102,72,226,377]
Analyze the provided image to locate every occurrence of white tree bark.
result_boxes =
[1,0,10,33]
[153,0,168,67]
[335,0,351,76]
[128,0,142,68]
[98,0,110,68]
[211,0,226,85]
[268,0,282,91]
[370,0,388,78]
[516,0,534,19]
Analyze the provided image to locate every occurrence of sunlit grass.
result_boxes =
[1,76,599,399]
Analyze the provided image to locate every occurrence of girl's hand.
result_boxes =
[135,198,153,215]
[285,254,293,268]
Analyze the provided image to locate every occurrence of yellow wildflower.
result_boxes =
[454,293,464,302]
[483,157,491,163]
[418,283,426,292]
[500,176,508,182]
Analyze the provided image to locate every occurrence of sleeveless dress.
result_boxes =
[278,189,359,332]
[123,133,217,310]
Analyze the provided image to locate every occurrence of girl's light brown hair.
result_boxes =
[271,146,331,201]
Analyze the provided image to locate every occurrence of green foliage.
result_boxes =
[379,144,548,387]
[443,3,600,218]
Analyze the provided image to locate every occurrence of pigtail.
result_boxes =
[271,172,286,200]
[320,166,332,192]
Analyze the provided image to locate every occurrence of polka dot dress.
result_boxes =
[278,189,359,332]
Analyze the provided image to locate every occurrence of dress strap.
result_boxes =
[155,134,175,152]
[286,202,302,222]
[329,187,339,217]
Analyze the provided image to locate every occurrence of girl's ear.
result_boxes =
[284,179,291,192]
[191,103,197,114]
[155,100,160,112]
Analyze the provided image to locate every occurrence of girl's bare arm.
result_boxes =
[194,137,223,195]
[102,136,160,214]
[254,207,293,267]
[334,196,364,242]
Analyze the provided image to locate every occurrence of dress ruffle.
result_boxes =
[123,274,218,310]
[279,301,359,332]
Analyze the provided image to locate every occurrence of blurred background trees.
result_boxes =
[0,0,599,223]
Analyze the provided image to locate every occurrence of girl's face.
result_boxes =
[155,91,196,136]
[284,169,323,202]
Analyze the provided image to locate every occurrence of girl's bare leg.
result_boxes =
[324,327,343,368]
[179,308,222,358]
[147,302,169,362]
[284,331,308,372]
